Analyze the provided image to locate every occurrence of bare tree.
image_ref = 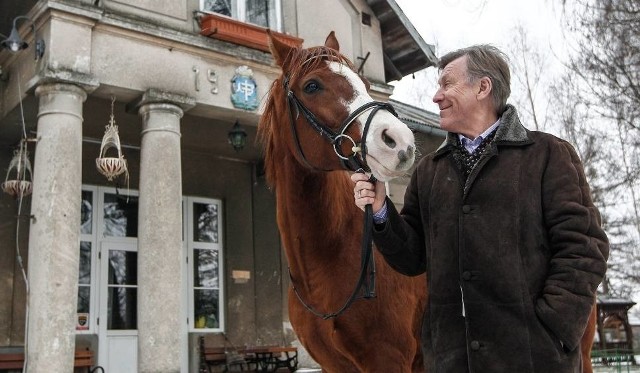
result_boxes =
[556,0,640,300]
[507,24,552,131]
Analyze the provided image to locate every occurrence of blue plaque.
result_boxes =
[231,66,259,111]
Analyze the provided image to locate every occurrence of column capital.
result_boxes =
[27,67,99,94]
[35,83,88,101]
[126,88,195,115]
[138,102,184,119]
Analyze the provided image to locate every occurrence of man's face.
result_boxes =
[432,56,480,134]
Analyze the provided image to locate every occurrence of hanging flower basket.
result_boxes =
[2,141,33,198]
[96,97,129,184]
[96,155,127,181]
[1,179,32,198]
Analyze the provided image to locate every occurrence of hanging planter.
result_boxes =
[2,140,32,198]
[96,97,129,185]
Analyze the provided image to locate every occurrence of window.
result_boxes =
[201,0,281,30]
[77,187,97,333]
[106,248,138,330]
[102,192,139,238]
[187,197,224,332]
[76,187,139,334]
[76,187,226,334]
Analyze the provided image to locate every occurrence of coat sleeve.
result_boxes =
[371,166,427,276]
[535,139,609,351]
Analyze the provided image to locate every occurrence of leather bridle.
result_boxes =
[283,75,398,173]
[282,67,397,319]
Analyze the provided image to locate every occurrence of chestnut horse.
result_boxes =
[258,31,598,372]
[258,31,426,372]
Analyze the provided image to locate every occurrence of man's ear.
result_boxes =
[477,77,492,100]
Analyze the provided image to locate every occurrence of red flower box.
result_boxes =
[200,13,303,53]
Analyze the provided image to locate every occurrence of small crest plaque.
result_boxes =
[231,66,259,111]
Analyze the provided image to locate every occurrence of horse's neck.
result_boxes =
[273,157,362,264]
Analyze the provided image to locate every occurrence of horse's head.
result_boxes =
[260,31,415,182]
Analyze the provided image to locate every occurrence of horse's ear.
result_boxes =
[268,29,293,68]
[324,31,340,51]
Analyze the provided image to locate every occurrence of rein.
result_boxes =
[283,71,395,319]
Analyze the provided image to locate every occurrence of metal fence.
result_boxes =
[591,349,639,373]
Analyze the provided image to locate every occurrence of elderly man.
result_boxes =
[352,45,609,372]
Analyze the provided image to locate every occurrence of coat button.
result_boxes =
[462,271,472,280]
[470,340,480,351]
[462,205,471,213]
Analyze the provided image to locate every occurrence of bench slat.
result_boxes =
[0,350,93,370]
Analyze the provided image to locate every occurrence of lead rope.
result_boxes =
[358,104,378,300]
[287,109,380,319]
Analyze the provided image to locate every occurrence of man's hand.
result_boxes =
[351,172,387,213]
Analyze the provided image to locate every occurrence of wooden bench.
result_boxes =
[199,337,298,372]
[0,349,94,372]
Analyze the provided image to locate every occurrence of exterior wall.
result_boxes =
[296,0,386,84]
[0,0,438,370]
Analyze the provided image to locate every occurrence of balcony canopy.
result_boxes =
[365,0,438,82]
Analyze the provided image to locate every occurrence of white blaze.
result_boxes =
[327,61,415,181]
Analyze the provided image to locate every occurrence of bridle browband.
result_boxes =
[282,61,397,319]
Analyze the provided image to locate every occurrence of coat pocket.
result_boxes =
[535,313,569,360]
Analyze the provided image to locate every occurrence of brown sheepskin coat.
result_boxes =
[373,105,609,372]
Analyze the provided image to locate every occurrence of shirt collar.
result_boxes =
[458,118,501,143]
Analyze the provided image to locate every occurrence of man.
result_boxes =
[352,45,609,372]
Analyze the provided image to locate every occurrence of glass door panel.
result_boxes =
[106,249,138,330]
[99,242,138,373]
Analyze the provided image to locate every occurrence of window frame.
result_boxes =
[186,196,225,333]
[76,187,226,334]
[77,185,98,334]
[199,0,282,31]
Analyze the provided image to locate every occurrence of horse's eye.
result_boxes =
[303,80,320,94]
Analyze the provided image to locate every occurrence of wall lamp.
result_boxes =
[227,120,247,152]
[0,16,45,60]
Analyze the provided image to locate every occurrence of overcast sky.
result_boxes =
[390,0,566,112]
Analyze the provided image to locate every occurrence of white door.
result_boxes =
[98,241,138,372]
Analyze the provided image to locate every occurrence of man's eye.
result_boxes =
[303,81,320,93]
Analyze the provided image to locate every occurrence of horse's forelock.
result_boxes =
[287,46,355,85]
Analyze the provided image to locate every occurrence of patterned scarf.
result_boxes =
[453,130,497,181]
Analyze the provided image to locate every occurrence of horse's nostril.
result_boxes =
[381,129,396,149]
[398,150,408,162]
[407,145,414,159]
[398,145,414,163]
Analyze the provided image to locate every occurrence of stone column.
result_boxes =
[133,90,194,373]
[27,83,87,372]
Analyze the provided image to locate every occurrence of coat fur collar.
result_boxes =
[433,104,533,158]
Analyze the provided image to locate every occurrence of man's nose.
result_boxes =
[432,90,442,103]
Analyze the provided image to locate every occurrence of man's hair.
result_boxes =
[438,45,511,115]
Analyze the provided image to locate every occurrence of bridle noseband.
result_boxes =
[282,66,397,319]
